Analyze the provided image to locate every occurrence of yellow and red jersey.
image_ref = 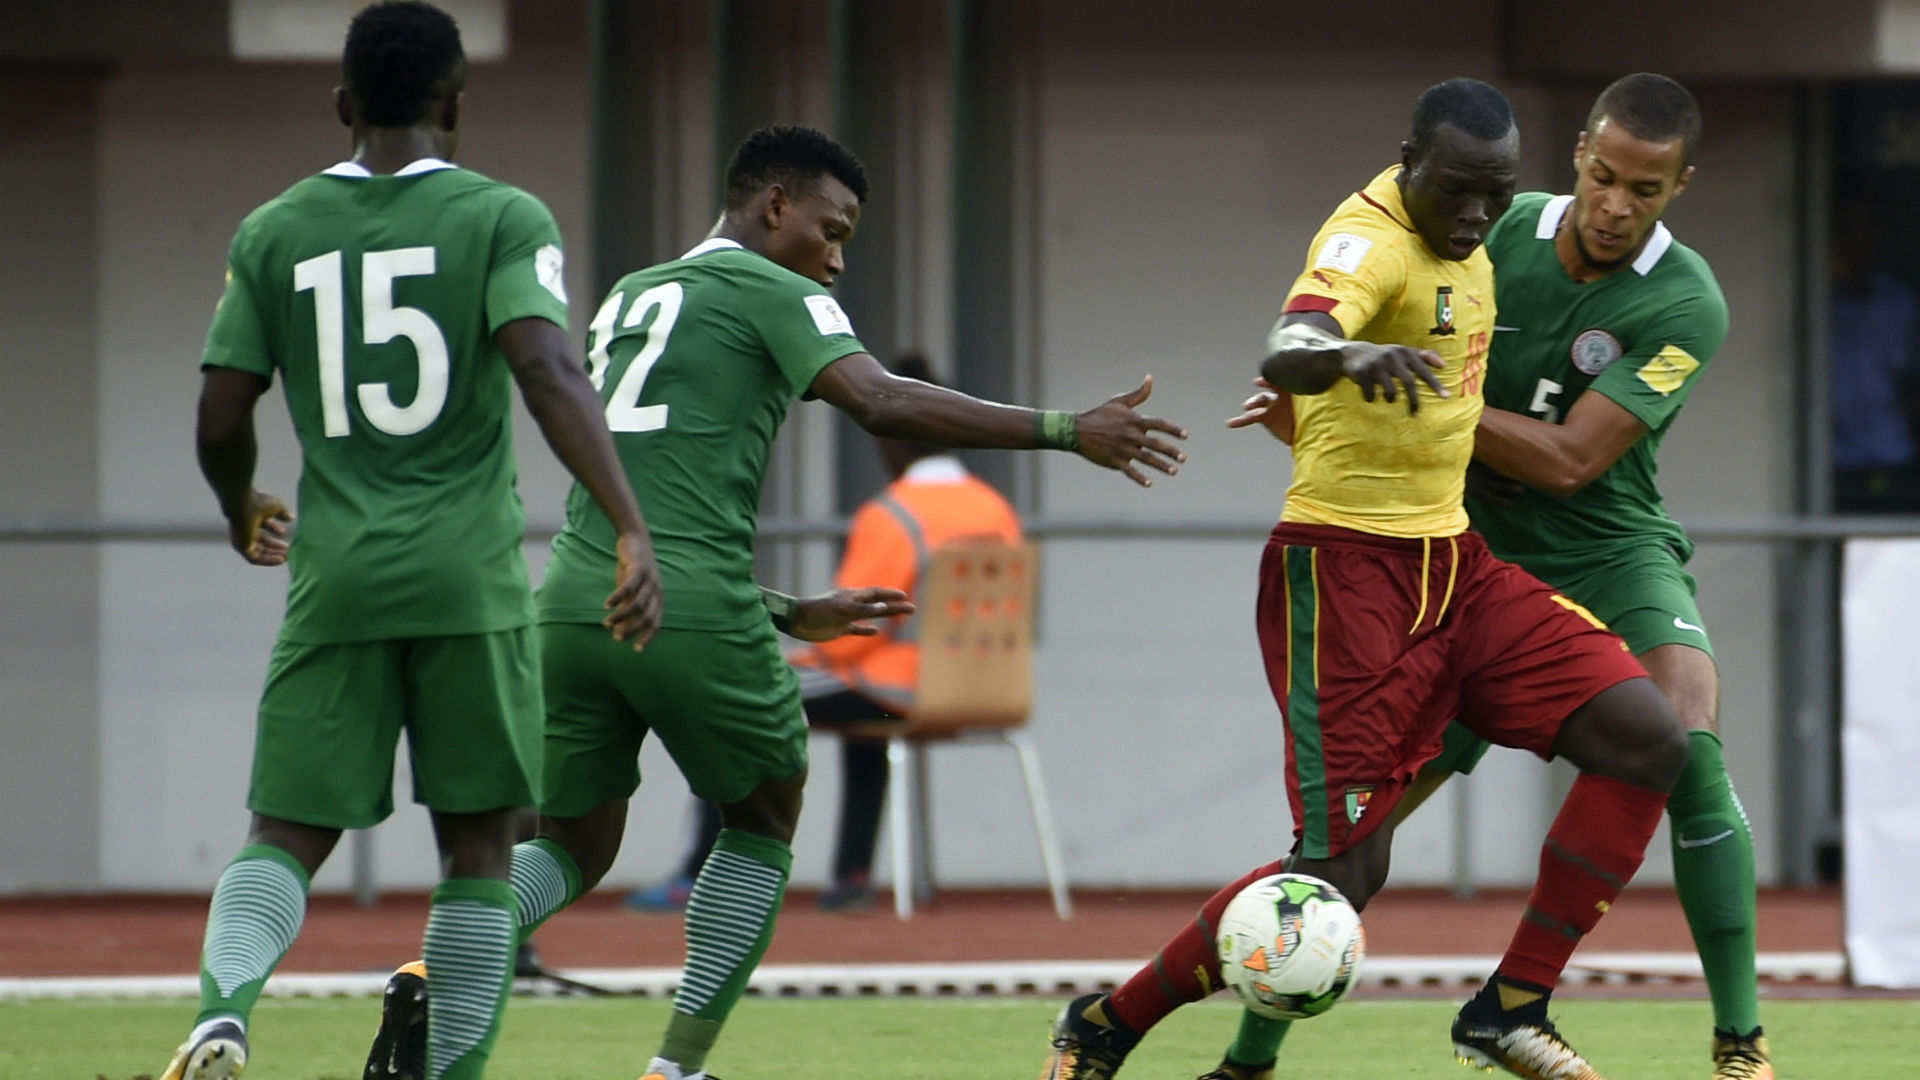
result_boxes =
[794,456,1022,711]
[1278,166,1494,538]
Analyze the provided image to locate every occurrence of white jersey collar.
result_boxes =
[320,158,457,179]
[1535,193,1673,276]
[681,237,744,259]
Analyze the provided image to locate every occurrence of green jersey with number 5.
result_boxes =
[1468,191,1729,578]
[537,238,868,631]
[202,160,571,645]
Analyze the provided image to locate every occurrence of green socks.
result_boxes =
[1225,1010,1291,1072]
[660,829,794,1073]
[194,843,311,1028]
[1669,729,1761,1034]
[507,838,583,943]
[422,878,517,1080]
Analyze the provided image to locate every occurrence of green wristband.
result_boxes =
[1036,409,1079,451]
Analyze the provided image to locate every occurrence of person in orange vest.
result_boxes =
[628,353,1023,913]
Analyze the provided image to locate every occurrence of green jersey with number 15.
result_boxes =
[202,160,571,645]
[1467,191,1729,578]
[537,239,869,631]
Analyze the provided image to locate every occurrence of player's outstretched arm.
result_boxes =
[761,585,915,642]
[195,367,292,567]
[1474,391,1647,497]
[1262,311,1447,416]
[497,316,662,648]
[810,351,1189,487]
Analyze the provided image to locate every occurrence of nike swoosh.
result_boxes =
[1676,829,1735,849]
[1673,616,1705,633]
[1493,325,1521,332]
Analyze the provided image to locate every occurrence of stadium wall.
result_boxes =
[0,0,1791,894]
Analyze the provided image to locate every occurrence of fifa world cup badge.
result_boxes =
[1429,286,1455,336]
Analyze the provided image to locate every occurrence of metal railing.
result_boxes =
[9,513,1920,544]
[4,513,1897,900]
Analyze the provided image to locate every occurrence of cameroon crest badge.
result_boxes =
[1430,286,1455,336]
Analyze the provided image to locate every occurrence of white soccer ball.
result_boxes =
[1215,872,1366,1019]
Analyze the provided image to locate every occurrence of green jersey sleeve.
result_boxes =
[1590,290,1728,431]
[750,277,869,393]
[201,228,274,379]
[484,189,571,334]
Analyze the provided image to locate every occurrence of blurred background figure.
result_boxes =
[1831,180,1920,512]
[628,353,1023,914]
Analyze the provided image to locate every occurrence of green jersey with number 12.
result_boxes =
[537,239,869,631]
[1467,191,1729,578]
[201,160,571,645]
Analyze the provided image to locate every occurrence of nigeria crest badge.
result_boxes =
[1571,329,1623,375]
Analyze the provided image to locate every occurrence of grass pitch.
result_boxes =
[5,995,1907,1079]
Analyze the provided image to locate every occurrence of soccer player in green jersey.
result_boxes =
[166,4,662,1080]
[1223,74,1767,1080]
[362,122,1190,1080]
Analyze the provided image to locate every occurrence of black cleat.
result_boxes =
[363,960,428,1080]
[1039,992,1137,1080]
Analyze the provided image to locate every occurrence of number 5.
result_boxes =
[1528,377,1564,424]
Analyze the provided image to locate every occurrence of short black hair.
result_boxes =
[342,1,465,128]
[1586,73,1702,164]
[1409,78,1516,157]
[723,125,870,212]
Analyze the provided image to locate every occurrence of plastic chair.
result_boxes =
[841,539,1072,919]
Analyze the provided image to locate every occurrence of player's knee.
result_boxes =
[1609,697,1691,793]
[1639,715,1693,793]
[536,807,623,891]
[247,814,340,878]
[721,774,806,844]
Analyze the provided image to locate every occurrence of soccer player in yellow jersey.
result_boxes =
[1040,79,1691,1080]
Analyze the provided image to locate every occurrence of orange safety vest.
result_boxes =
[795,456,1022,712]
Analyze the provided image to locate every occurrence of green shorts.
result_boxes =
[538,620,807,816]
[1431,543,1712,775]
[248,629,542,829]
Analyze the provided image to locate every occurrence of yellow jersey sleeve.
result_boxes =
[1281,206,1409,338]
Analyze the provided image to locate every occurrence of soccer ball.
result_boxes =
[1215,873,1365,1019]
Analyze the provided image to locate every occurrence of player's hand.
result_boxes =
[225,491,292,567]
[606,530,664,651]
[1340,342,1447,415]
[1073,375,1190,486]
[1465,462,1526,507]
[1225,377,1296,444]
[788,587,915,642]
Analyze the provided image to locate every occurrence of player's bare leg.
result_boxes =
[1638,644,1769,1078]
[1452,677,1687,1080]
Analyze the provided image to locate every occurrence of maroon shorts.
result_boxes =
[1257,523,1646,859]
